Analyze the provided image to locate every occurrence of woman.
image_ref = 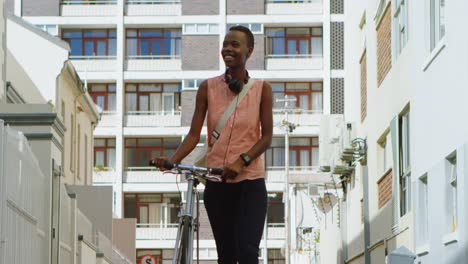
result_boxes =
[152,25,273,264]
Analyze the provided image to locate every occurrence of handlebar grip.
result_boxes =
[163,161,174,170]
[210,168,224,175]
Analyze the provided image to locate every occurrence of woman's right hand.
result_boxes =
[149,156,170,171]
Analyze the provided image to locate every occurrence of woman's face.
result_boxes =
[221,30,253,68]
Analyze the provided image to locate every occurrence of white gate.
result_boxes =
[0,120,50,264]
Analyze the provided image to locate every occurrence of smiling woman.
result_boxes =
[151,25,273,263]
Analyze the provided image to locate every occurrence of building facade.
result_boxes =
[340,0,468,263]
[13,0,346,262]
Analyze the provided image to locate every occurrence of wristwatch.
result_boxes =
[240,153,252,166]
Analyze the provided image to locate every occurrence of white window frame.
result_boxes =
[227,23,264,34]
[400,111,411,216]
[392,0,408,59]
[418,174,428,245]
[429,0,445,51]
[378,132,392,176]
[182,79,204,90]
[446,153,457,234]
[182,24,219,35]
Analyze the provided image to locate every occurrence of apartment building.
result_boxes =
[0,8,135,263]
[11,0,346,262]
[338,0,468,263]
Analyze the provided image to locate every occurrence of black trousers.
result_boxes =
[204,178,268,264]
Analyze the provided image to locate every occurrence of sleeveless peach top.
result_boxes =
[206,74,265,183]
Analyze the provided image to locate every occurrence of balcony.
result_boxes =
[266,223,286,240]
[136,223,178,240]
[124,111,181,127]
[265,0,323,15]
[70,56,117,72]
[93,167,116,184]
[98,111,119,127]
[60,0,117,17]
[125,0,181,16]
[266,54,323,70]
[123,167,180,183]
[125,55,181,71]
[273,109,322,127]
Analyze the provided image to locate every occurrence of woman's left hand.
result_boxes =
[222,159,245,181]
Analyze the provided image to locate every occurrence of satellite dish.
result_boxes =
[317,193,337,214]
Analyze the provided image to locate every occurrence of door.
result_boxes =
[162,93,174,115]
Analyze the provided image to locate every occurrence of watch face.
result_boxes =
[241,153,251,165]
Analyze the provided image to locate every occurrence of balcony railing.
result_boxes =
[266,223,286,240]
[273,109,322,126]
[70,56,117,72]
[93,167,116,184]
[266,54,323,70]
[124,167,180,183]
[265,0,322,15]
[126,0,181,16]
[125,55,181,71]
[61,0,117,16]
[136,223,178,240]
[124,111,181,127]
[98,111,118,127]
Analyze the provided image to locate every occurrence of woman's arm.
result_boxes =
[223,81,273,179]
[151,80,208,167]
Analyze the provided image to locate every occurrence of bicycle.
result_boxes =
[149,160,223,264]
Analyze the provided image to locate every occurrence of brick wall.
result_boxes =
[182,36,219,71]
[376,4,392,87]
[23,0,60,16]
[182,0,219,15]
[246,35,265,70]
[378,169,393,209]
[227,0,264,15]
[360,52,367,122]
[181,90,197,126]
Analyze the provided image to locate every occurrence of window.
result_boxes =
[418,174,428,244]
[227,23,263,34]
[446,153,457,233]
[182,79,204,90]
[70,114,75,172]
[267,249,285,264]
[88,84,116,111]
[125,83,181,113]
[62,29,116,58]
[399,111,410,216]
[265,137,319,168]
[126,29,181,58]
[61,100,66,121]
[124,193,181,226]
[183,24,219,35]
[271,82,323,113]
[61,0,117,5]
[77,124,81,179]
[94,138,116,169]
[267,193,284,224]
[125,138,180,167]
[393,0,408,57]
[378,133,392,175]
[430,0,445,50]
[266,27,323,58]
[36,24,58,36]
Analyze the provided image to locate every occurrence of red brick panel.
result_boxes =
[376,4,392,87]
[378,169,393,209]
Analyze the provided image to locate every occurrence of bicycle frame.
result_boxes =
[173,171,198,264]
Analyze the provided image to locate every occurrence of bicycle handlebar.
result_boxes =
[149,160,224,176]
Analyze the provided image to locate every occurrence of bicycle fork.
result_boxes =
[173,174,197,264]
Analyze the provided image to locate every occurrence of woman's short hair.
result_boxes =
[229,25,254,49]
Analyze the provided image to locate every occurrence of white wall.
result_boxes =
[6,15,69,104]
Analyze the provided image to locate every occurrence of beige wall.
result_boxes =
[58,64,97,186]
[113,219,136,264]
